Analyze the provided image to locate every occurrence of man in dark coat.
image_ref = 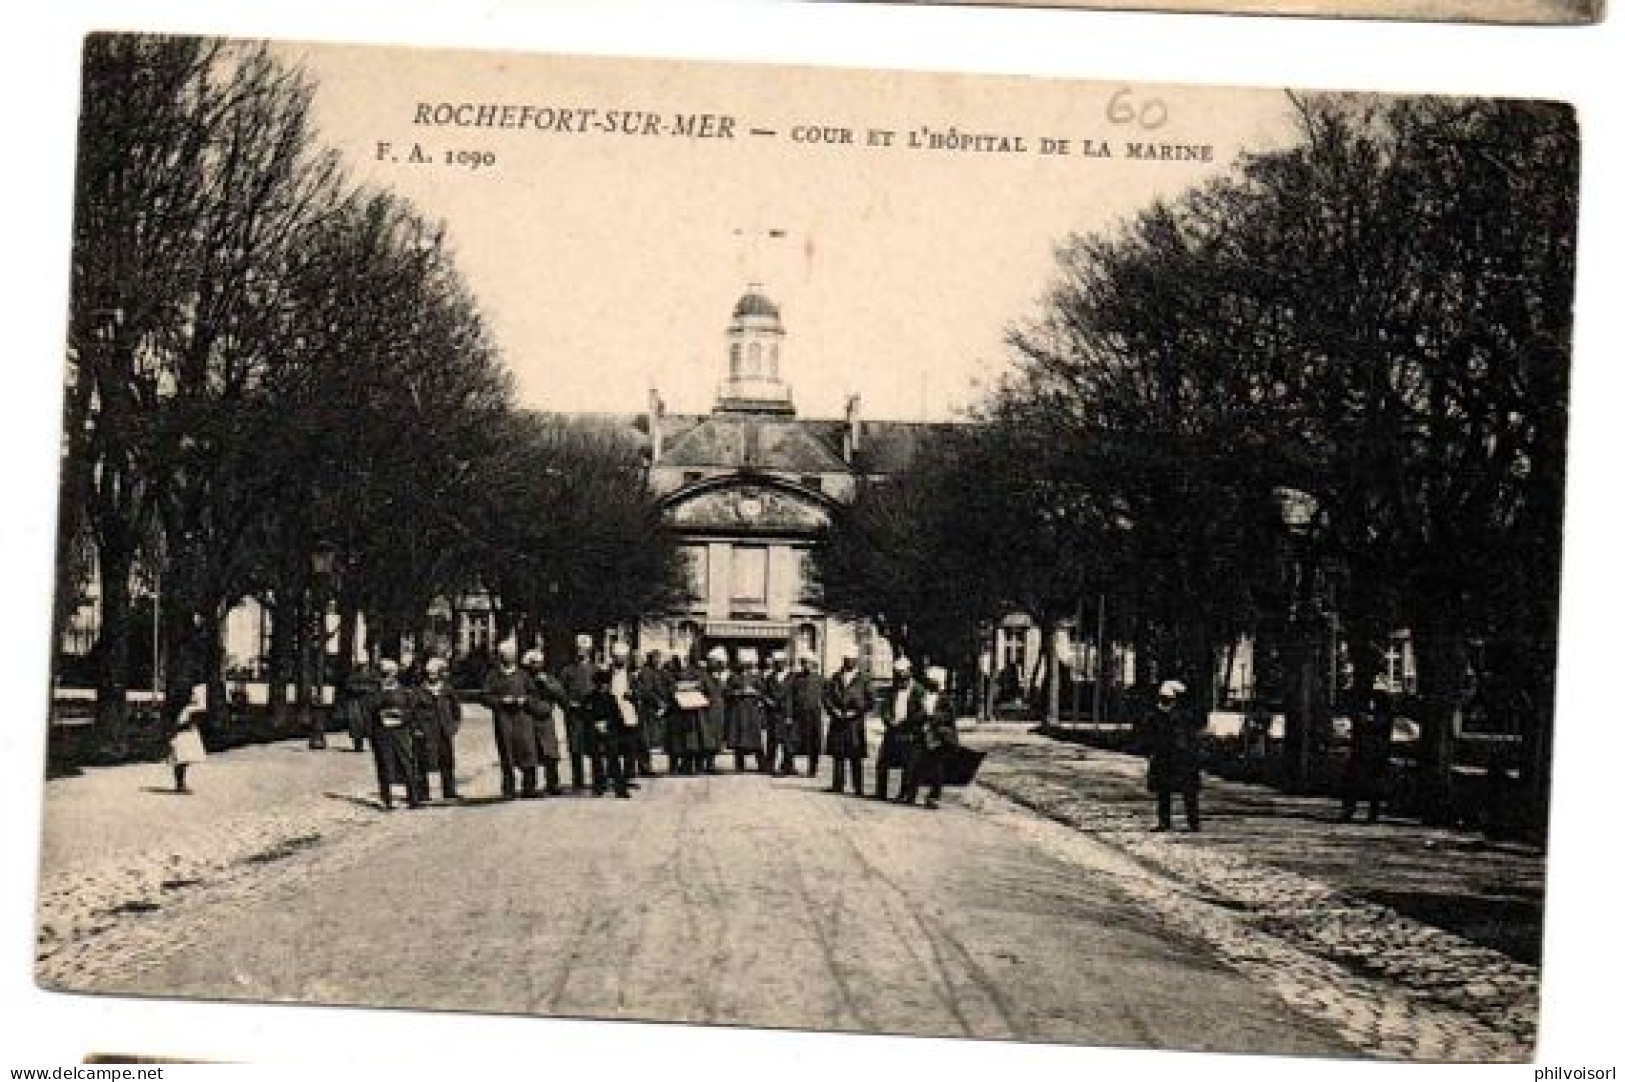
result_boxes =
[1146,679,1204,831]
[696,647,728,774]
[725,647,770,773]
[789,653,826,779]
[667,655,708,775]
[878,658,926,802]
[1340,686,1396,823]
[635,649,672,775]
[412,656,462,800]
[522,648,566,796]
[900,666,958,809]
[483,642,540,799]
[561,633,598,792]
[823,649,872,796]
[369,659,425,810]
[580,667,632,797]
[762,650,795,776]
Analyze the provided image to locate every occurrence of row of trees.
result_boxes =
[59,35,688,745]
[814,93,1577,818]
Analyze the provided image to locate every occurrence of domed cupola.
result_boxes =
[719,283,794,416]
[732,289,782,322]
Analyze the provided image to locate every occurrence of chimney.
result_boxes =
[844,394,863,463]
[647,388,665,465]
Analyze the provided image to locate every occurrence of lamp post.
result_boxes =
[305,540,339,749]
[1274,486,1322,791]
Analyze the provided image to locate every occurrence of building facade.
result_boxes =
[633,285,940,672]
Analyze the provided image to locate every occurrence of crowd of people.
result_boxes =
[157,653,1394,835]
[330,637,965,812]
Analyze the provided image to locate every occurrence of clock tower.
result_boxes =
[718,284,794,416]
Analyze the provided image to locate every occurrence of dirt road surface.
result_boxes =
[42,711,1351,1057]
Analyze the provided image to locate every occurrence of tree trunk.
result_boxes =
[1043,619,1062,732]
[335,599,360,686]
[1281,630,1318,792]
[1411,615,1468,823]
[492,601,516,648]
[93,541,135,749]
[544,623,574,675]
[294,590,313,713]
[267,596,293,727]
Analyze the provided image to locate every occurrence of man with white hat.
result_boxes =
[1146,679,1204,832]
[483,642,540,799]
[521,648,567,796]
[877,656,926,802]
[413,656,463,801]
[561,633,600,792]
[725,646,770,772]
[822,647,872,795]
[900,666,958,809]
[695,645,729,773]
[789,652,827,779]
[608,641,647,783]
[370,659,426,810]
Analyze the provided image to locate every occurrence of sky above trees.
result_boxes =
[284,43,1294,422]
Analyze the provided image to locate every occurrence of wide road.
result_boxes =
[87,711,1350,1056]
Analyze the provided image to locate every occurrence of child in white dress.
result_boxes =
[166,685,209,794]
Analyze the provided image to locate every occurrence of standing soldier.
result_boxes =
[726,647,770,773]
[370,659,425,810]
[696,646,729,774]
[1145,679,1204,832]
[522,648,567,796]
[607,643,646,784]
[877,658,926,802]
[635,649,671,777]
[823,648,872,796]
[483,642,540,800]
[413,656,462,801]
[581,666,632,797]
[790,653,827,779]
[668,652,708,775]
[900,666,958,809]
[561,633,598,792]
[763,650,795,776]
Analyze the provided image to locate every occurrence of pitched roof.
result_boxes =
[853,421,948,475]
[660,414,849,473]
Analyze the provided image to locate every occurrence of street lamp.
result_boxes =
[1273,486,1323,790]
[306,540,339,749]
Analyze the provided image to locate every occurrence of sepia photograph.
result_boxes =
[34,31,1578,1065]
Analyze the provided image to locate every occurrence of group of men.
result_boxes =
[339,636,964,812]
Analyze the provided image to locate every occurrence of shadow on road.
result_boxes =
[323,791,385,810]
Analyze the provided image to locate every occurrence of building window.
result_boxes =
[683,545,709,601]
[747,341,762,376]
[731,545,768,605]
[729,342,742,379]
[675,620,701,663]
[769,342,780,378]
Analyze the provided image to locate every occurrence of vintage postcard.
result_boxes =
[41,32,1576,1064]
[857,0,1603,23]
